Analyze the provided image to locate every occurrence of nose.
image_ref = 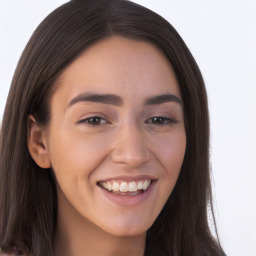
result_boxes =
[110,124,150,168]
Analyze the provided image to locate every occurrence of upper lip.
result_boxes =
[97,175,157,183]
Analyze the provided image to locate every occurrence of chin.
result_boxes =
[98,215,153,238]
[105,226,148,238]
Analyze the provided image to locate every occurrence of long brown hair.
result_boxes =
[0,0,225,255]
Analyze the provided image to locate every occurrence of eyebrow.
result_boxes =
[69,93,123,107]
[68,92,182,107]
[144,93,182,105]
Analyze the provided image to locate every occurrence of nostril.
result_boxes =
[109,129,150,167]
[110,146,150,167]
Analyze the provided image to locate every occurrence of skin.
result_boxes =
[28,36,186,256]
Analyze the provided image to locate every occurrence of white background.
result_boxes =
[0,1,255,255]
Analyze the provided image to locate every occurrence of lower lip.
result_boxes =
[99,181,156,206]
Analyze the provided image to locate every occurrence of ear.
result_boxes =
[27,115,51,169]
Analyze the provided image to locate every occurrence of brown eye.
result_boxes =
[78,116,109,125]
[87,117,101,125]
[146,116,177,125]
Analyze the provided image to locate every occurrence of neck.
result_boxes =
[54,191,146,256]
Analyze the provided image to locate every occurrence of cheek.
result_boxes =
[47,128,111,178]
[154,129,186,170]
[152,129,186,193]
[46,129,111,212]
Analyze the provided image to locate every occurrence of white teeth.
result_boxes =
[102,182,108,190]
[137,181,143,190]
[128,181,137,192]
[107,182,112,191]
[101,180,151,193]
[143,180,150,190]
[120,182,129,192]
[112,182,120,192]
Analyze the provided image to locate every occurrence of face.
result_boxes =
[42,36,186,237]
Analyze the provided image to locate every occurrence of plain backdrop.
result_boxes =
[0,1,255,255]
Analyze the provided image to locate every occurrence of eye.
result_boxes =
[145,116,177,125]
[78,116,109,126]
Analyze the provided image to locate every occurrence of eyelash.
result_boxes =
[78,116,177,126]
[78,116,110,125]
[145,116,177,125]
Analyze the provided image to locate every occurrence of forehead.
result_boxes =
[53,36,181,107]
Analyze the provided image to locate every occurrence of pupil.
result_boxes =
[89,117,100,124]
[153,117,163,124]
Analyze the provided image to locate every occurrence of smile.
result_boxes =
[97,177,157,206]
[98,180,152,195]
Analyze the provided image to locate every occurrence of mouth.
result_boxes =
[97,179,154,197]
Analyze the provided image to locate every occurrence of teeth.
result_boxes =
[112,182,120,192]
[129,181,137,192]
[102,182,108,190]
[143,180,150,191]
[120,182,129,192]
[101,180,151,193]
[107,182,112,191]
[137,181,143,190]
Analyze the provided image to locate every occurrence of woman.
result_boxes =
[0,0,226,255]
